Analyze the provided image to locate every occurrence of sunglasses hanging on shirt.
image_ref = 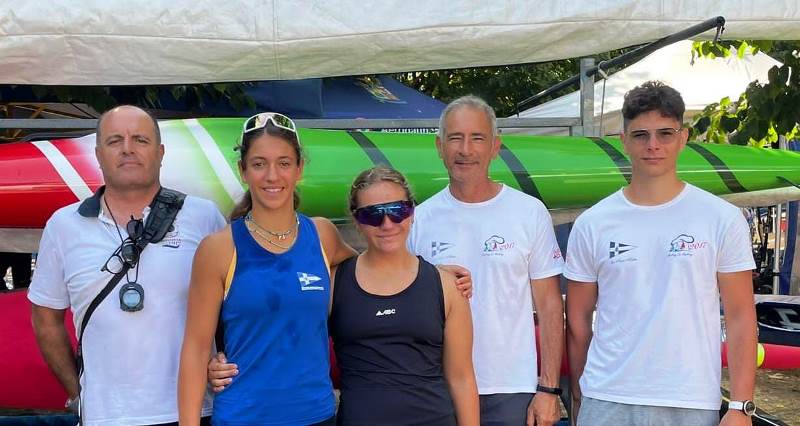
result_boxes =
[101,199,146,312]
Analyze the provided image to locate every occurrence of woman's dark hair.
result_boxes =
[229,122,304,221]
[621,80,686,130]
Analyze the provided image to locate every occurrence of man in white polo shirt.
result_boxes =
[29,105,225,426]
[409,95,565,425]
[565,81,757,426]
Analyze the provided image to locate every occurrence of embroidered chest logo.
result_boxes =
[160,224,181,248]
[609,241,637,264]
[482,235,515,256]
[609,242,636,258]
[431,241,454,257]
[375,308,396,317]
[668,234,708,257]
[297,272,324,291]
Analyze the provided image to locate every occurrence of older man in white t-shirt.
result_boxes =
[565,81,757,426]
[29,105,225,426]
[408,95,565,426]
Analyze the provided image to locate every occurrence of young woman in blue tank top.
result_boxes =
[178,113,356,426]
[328,167,479,425]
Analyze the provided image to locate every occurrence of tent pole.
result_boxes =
[579,58,596,137]
[517,16,726,110]
[773,136,788,294]
[791,204,800,295]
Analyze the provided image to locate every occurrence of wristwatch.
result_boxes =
[536,384,563,396]
[728,400,756,416]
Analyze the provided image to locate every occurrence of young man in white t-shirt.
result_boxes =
[29,105,225,426]
[408,95,565,425]
[565,81,757,426]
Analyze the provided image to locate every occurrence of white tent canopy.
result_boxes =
[2,1,800,85]
[515,40,782,135]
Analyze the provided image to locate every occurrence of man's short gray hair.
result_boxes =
[437,95,498,140]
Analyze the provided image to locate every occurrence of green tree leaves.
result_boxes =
[689,41,799,146]
[392,49,632,118]
[4,83,256,116]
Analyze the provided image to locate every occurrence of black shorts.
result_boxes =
[479,393,535,426]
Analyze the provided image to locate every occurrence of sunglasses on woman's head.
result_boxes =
[242,112,297,135]
[353,200,415,227]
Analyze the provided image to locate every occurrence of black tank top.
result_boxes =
[329,255,456,426]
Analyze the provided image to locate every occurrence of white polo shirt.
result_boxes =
[409,185,564,394]
[29,188,226,426]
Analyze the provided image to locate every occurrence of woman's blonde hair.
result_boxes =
[349,166,415,212]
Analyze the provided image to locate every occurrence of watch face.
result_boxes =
[119,282,144,311]
[122,289,141,306]
[743,400,756,416]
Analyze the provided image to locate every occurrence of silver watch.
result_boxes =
[728,400,756,416]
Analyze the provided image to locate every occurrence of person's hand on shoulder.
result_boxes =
[437,264,472,298]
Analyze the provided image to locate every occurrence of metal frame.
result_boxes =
[0,117,582,130]
[0,116,586,142]
[516,16,726,111]
[774,136,789,294]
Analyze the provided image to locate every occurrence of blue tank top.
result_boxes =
[212,215,335,426]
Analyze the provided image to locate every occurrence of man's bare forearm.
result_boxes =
[718,271,757,403]
[536,283,564,387]
[566,316,591,397]
[725,310,757,401]
[565,281,597,400]
[32,307,80,398]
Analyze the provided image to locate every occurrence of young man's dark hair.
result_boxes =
[621,81,686,130]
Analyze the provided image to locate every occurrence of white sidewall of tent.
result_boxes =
[1,1,799,85]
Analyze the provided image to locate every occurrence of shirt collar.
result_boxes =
[78,185,106,218]
[79,185,156,223]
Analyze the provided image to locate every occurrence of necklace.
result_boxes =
[245,212,299,250]
[245,212,298,240]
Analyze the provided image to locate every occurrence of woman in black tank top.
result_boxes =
[328,167,479,426]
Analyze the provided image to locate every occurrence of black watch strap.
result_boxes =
[536,384,563,395]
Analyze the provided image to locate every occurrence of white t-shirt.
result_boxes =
[564,183,755,410]
[29,192,226,426]
[409,184,564,394]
